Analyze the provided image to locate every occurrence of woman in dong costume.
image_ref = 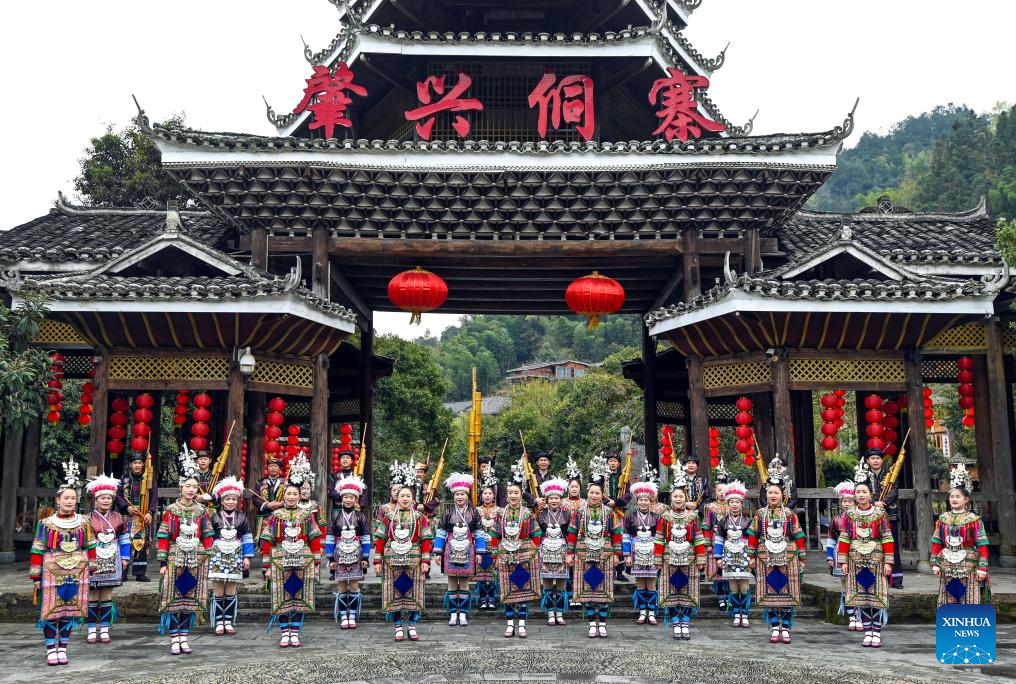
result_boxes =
[30,458,96,666]
[654,468,707,640]
[623,478,661,625]
[84,474,130,644]
[208,477,254,635]
[156,448,214,655]
[490,464,543,638]
[703,463,729,611]
[562,456,585,514]
[433,473,485,627]
[537,477,571,626]
[373,460,433,642]
[836,461,895,648]
[713,480,753,627]
[827,480,859,631]
[260,456,323,649]
[747,468,806,644]
[475,477,502,610]
[930,463,990,607]
[327,474,371,630]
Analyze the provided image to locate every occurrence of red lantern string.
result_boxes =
[819,392,840,452]
[880,400,900,457]
[708,427,721,468]
[130,393,155,453]
[47,353,65,426]
[265,397,286,458]
[863,394,886,452]
[734,397,754,466]
[956,356,975,428]
[660,426,674,467]
[241,441,248,481]
[78,367,94,428]
[286,423,301,457]
[923,386,935,430]
[336,423,354,472]
[174,390,190,427]
[108,395,130,459]
[190,392,212,451]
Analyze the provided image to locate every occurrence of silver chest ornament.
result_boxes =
[942,533,968,567]
[633,526,655,567]
[336,526,361,564]
[667,524,692,566]
[174,520,201,568]
[388,522,414,566]
[722,528,749,568]
[541,524,565,565]
[764,522,788,565]
[448,522,472,566]
[500,519,523,554]
[280,522,307,567]
[215,527,241,555]
[95,530,118,573]
[584,517,605,555]
[850,523,878,559]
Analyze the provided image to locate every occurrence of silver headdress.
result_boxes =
[287,453,315,487]
[766,456,789,488]
[509,458,526,486]
[671,458,688,491]
[58,455,82,495]
[853,458,871,485]
[177,443,200,486]
[388,458,417,488]
[565,454,583,482]
[639,460,659,486]
[714,460,730,484]
[588,452,610,486]
[480,469,499,491]
[949,462,972,491]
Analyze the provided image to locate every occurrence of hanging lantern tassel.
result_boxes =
[387,267,448,325]
[565,271,625,330]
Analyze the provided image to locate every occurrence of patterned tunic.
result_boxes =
[836,505,894,609]
[623,508,661,578]
[489,504,542,604]
[326,506,371,581]
[930,510,989,606]
[260,506,323,616]
[434,505,485,577]
[746,506,806,608]
[567,503,623,604]
[538,507,571,580]
[475,504,502,582]
[654,509,706,609]
[156,501,214,615]
[88,509,130,588]
[374,507,433,614]
[208,510,254,581]
[701,501,727,581]
[713,512,753,580]
[30,514,96,624]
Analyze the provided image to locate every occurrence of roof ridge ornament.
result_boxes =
[283,256,303,291]
[980,260,1010,293]
[723,250,737,285]
[837,218,853,242]
[132,93,151,133]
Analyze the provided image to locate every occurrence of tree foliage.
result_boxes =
[0,294,54,431]
[74,116,189,207]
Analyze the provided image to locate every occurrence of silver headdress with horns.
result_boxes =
[388,458,417,488]
[509,458,526,486]
[639,460,659,486]
[671,458,689,491]
[588,452,610,486]
[58,455,82,496]
[287,453,315,487]
[714,460,730,484]
[177,443,200,486]
[949,462,972,491]
[565,454,582,482]
[853,459,871,485]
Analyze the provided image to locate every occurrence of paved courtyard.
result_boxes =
[1,619,1011,684]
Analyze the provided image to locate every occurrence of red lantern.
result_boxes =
[107,394,130,459]
[130,437,149,452]
[834,389,847,398]
[883,400,899,416]
[107,439,125,455]
[735,439,750,453]
[265,425,282,440]
[266,411,285,427]
[265,439,280,454]
[108,425,127,441]
[866,423,884,439]
[135,393,155,409]
[956,356,974,372]
[820,436,838,451]
[192,407,212,423]
[190,436,208,451]
[882,415,899,430]
[78,414,91,426]
[884,443,898,457]
[883,429,898,444]
[175,405,188,416]
[564,271,625,330]
[341,424,353,435]
[735,397,753,412]
[958,396,975,410]
[47,353,65,426]
[388,267,450,325]
[660,444,674,457]
[956,370,974,384]
[109,412,129,426]
[735,411,753,426]
[867,438,886,451]
[131,422,151,438]
[820,394,838,409]
[268,397,287,413]
[191,422,210,437]
[735,425,752,440]
[865,409,884,425]
[133,408,153,424]
[820,392,841,451]
[821,423,839,437]
[709,447,720,458]
[193,393,212,408]
[111,396,130,413]
[864,394,883,410]
[962,414,975,428]
[47,410,61,424]
[173,415,187,426]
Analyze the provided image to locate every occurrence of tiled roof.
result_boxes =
[780,199,1000,265]
[0,197,235,266]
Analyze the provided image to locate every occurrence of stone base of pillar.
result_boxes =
[1000,554,1016,569]
[0,551,16,565]
[915,560,933,574]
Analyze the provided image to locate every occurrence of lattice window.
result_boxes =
[657,401,685,421]
[331,399,360,418]
[61,353,95,378]
[788,358,906,384]
[109,356,229,381]
[923,324,986,351]
[1005,328,1016,353]
[702,361,772,390]
[283,401,311,418]
[252,360,314,389]
[921,358,961,382]
[707,403,738,421]
[31,320,87,345]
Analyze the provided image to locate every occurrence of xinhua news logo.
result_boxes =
[936,604,996,665]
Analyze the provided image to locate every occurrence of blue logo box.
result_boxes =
[936,604,996,665]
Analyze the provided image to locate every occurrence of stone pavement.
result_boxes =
[0,619,1011,684]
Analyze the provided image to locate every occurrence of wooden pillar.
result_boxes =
[985,320,1016,565]
[148,392,163,489]
[743,228,761,275]
[905,349,934,572]
[89,348,110,474]
[310,354,330,507]
[311,227,330,301]
[686,356,708,465]
[245,392,266,520]
[226,365,246,477]
[20,418,40,488]
[641,326,660,474]
[360,327,375,507]
[771,355,794,469]
[972,355,996,498]
[751,393,775,467]
[791,390,817,488]
[251,227,269,270]
[0,425,24,560]
[681,230,701,301]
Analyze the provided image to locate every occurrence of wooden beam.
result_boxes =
[681,230,701,301]
[330,265,373,327]
[310,354,330,508]
[972,353,996,500]
[0,425,24,559]
[20,419,40,488]
[360,327,375,507]
[312,227,329,301]
[89,348,109,473]
[642,326,660,474]
[245,392,266,506]
[226,364,246,478]
[751,392,775,469]
[251,227,269,270]
[771,355,793,468]
[687,355,709,465]
[649,264,684,312]
[905,349,934,572]
[328,237,689,259]
[985,320,1016,566]
[743,228,761,275]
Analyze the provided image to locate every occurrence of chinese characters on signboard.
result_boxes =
[293,62,725,142]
